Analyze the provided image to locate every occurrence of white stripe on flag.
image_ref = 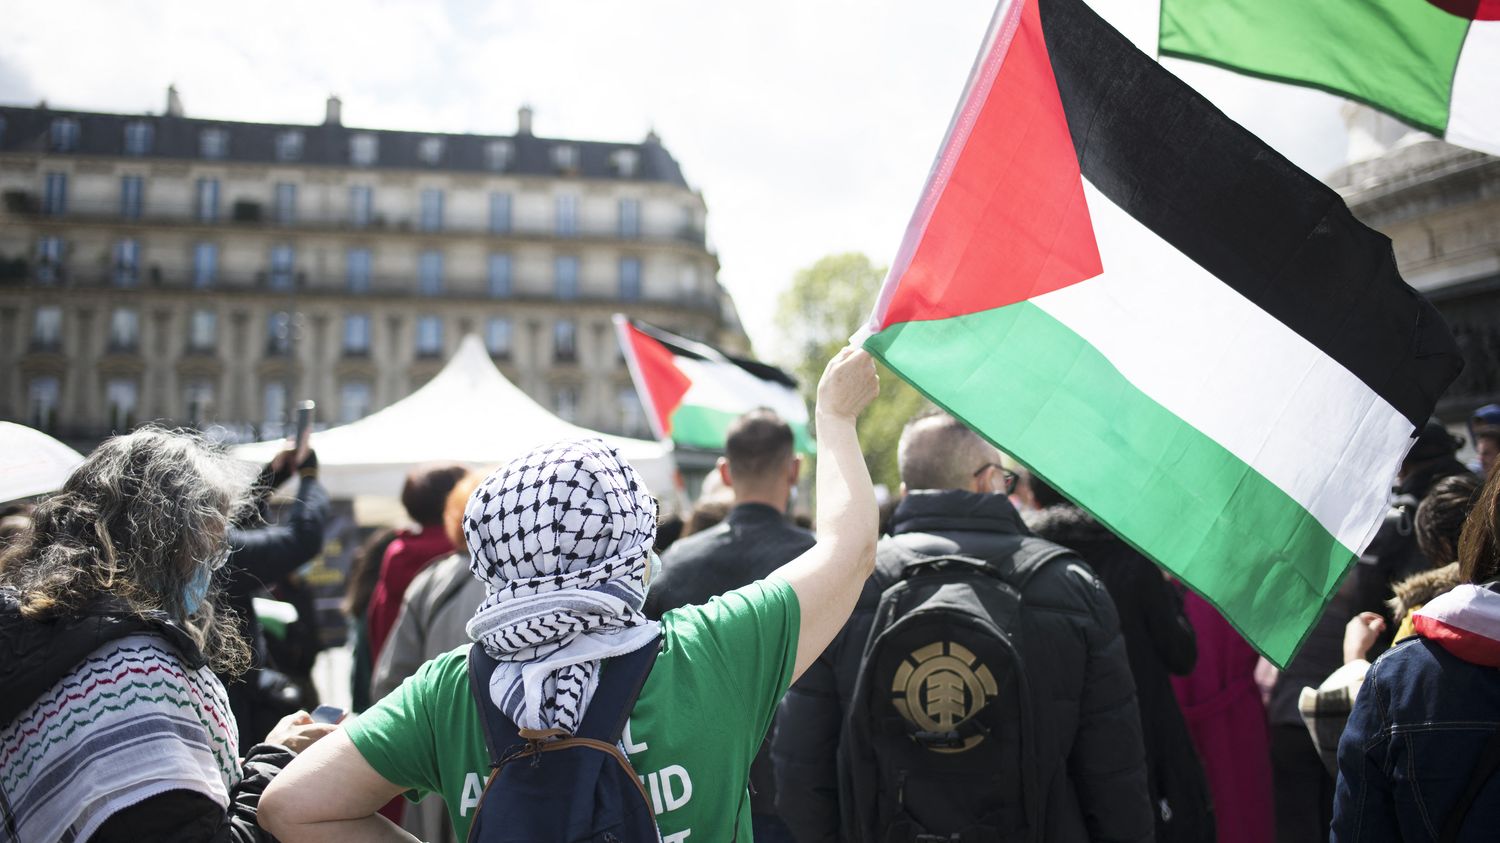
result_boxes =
[1447,21,1500,157]
[674,357,809,423]
[1030,181,1414,555]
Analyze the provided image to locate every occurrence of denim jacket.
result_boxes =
[1331,583,1500,842]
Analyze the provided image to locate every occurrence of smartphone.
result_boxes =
[293,400,315,463]
[309,704,345,724]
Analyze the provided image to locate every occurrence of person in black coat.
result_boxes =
[1026,476,1215,842]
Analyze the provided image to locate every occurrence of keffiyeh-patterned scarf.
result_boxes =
[463,438,661,733]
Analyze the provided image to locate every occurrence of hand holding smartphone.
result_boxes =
[292,400,315,466]
[309,704,345,724]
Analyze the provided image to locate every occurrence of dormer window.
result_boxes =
[199,128,229,159]
[50,118,79,152]
[350,133,378,166]
[552,144,579,173]
[275,130,304,162]
[123,121,154,156]
[484,139,513,172]
[417,136,444,165]
[611,149,639,178]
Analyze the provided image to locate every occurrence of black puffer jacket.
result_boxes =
[0,590,295,842]
[1029,504,1214,842]
[772,490,1153,843]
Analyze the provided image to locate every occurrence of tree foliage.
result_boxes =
[775,252,929,492]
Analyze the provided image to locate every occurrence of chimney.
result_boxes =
[166,84,184,118]
[644,126,661,146]
[325,94,343,126]
[517,104,534,136]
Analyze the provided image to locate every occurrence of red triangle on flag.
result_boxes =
[878,0,1102,330]
[619,319,691,438]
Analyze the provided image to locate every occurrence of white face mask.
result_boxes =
[643,551,663,597]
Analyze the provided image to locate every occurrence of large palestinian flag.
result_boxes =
[1160,0,1500,156]
[861,0,1464,665]
[614,316,812,454]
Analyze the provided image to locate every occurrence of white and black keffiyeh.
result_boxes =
[463,437,660,734]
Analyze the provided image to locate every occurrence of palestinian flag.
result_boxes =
[1160,0,1500,156]
[614,315,813,454]
[860,0,1463,665]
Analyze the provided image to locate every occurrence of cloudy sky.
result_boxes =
[0,0,1350,360]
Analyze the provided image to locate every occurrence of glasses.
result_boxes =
[972,463,1019,495]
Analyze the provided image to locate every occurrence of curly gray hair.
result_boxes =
[0,426,257,674]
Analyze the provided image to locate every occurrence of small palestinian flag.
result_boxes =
[614,315,812,454]
[1161,0,1500,156]
[861,0,1463,665]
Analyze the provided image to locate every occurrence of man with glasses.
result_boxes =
[774,409,1152,843]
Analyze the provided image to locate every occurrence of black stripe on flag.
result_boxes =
[627,318,800,391]
[1037,0,1462,427]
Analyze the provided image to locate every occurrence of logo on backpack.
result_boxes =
[891,641,997,753]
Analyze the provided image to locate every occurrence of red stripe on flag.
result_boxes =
[880,0,1102,329]
[1413,614,1500,667]
[623,322,692,437]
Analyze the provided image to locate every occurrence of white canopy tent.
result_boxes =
[232,335,676,504]
[0,422,86,502]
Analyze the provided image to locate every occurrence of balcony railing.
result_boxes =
[1,193,710,247]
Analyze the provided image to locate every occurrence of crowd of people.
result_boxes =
[2,350,1499,842]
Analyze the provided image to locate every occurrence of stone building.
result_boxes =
[1330,106,1500,421]
[0,88,746,448]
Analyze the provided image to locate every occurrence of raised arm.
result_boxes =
[774,346,880,682]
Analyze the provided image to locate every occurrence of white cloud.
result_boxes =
[0,0,1351,358]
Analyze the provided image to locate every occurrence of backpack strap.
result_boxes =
[890,532,1073,593]
[574,637,662,743]
[1439,723,1500,843]
[467,643,519,767]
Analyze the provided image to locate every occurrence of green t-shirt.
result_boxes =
[347,576,800,843]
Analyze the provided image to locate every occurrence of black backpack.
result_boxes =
[839,538,1068,843]
[466,640,661,843]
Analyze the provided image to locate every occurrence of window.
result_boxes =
[105,379,139,431]
[611,149,639,178]
[120,175,143,219]
[263,382,288,435]
[487,253,512,298]
[343,314,371,355]
[555,256,579,300]
[113,239,140,287]
[619,385,646,437]
[108,307,139,352]
[28,377,60,431]
[347,247,372,293]
[35,236,63,284]
[267,311,292,355]
[199,128,228,159]
[488,192,512,234]
[419,189,444,231]
[552,144,578,172]
[32,306,62,350]
[484,140,513,172]
[274,182,297,224]
[554,384,579,422]
[123,121,153,155]
[417,137,445,166]
[553,319,577,363]
[269,244,294,290]
[418,250,444,296]
[192,242,218,288]
[485,317,512,358]
[50,118,79,152]
[196,178,220,222]
[43,172,67,215]
[183,380,214,426]
[415,315,443,357]
[619,257,642,301]
[338,381,372,424]
[275,130,304,162]
[188,309,217,353]
[349,185,373,227]
[618,198,640,239]
[350,133,378,166]
[555,194,577,236]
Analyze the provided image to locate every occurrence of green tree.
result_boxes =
[775,252,928,492]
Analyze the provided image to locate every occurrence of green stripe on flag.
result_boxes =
[866,302,1357,666]
[1159,0,1469,137]
[670,405,815,454]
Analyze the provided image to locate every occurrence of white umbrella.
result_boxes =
[0,422,86,502]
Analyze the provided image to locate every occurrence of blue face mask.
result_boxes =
[183,563,213,616]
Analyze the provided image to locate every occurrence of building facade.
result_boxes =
[1329,106,1500,422]
[0,90,746,448]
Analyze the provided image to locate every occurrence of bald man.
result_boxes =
[773,410,1152,843]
